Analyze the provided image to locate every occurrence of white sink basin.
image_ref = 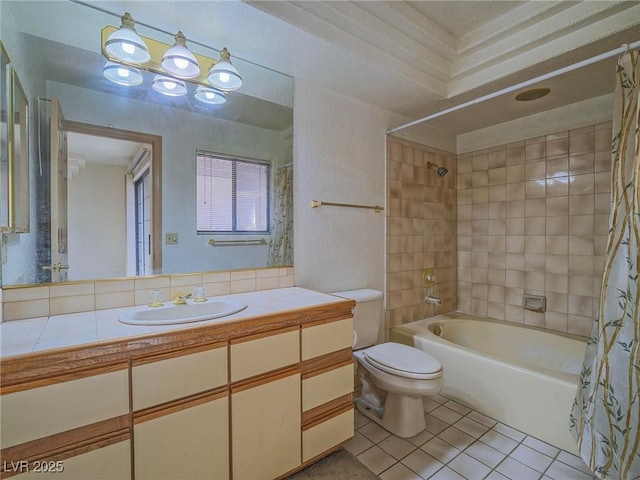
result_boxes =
[118,299,248,326]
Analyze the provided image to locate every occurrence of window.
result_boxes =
[196,151,270,233]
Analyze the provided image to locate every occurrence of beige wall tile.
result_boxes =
[545,138,568,158]
[569,153,595,175]
[95,279,135,294]
[96,291,135,310]
[3,286,50,302]
[506,146,525,165]
[50,295,95,316]
[4,299,49,321]
[50,283,94,298]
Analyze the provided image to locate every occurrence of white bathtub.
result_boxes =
[389,312,587,454]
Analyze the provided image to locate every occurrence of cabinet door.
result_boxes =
[134,392,229,480]
[232,371,300,480]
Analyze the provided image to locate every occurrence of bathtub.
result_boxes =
[389,312,587,454]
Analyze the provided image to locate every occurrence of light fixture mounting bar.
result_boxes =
[101,25,220,88]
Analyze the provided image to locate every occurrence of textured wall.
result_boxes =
[293,80,388,295]
[385,136,457,338]
[456,122,612,336]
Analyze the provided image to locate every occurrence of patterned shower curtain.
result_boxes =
[569,51,639,479]
[267,164,293,266]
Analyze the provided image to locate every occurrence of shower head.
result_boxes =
[427,161,448,177]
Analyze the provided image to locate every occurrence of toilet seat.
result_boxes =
[363,343,442,380]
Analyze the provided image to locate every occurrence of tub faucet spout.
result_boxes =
[425,295,441,305]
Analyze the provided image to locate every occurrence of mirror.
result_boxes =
[0,43,8,232]
[0,1,293,286]
[10,69,29,234]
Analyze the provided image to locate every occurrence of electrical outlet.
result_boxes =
[165,233,179,245]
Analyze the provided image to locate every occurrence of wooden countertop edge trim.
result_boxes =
[1,302,353,389]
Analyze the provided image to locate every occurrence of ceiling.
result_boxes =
[8,1,640,136]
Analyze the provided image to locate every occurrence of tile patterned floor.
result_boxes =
[344,394,595,480]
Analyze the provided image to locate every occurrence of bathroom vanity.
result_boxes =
[0,288,355,479]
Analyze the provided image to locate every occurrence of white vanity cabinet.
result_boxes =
[0,290,356,480]
[131,342,229,480]
[300,317,355,463]
[230,326,301,480]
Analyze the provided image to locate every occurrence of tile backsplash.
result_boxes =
[456,123,612,336]
[1,267,294,321]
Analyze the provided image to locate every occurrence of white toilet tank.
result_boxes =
[331,289,383,350]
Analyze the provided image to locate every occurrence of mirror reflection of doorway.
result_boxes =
[67,132,153,280]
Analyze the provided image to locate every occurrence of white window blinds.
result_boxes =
[196,152,270,233]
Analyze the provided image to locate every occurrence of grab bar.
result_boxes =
[207,238,267,247]
[310,200,384,213]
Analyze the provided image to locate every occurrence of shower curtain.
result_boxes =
[569,50,639,479]
[267,164,293,266]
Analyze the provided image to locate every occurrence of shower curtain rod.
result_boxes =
[387,40,640,135]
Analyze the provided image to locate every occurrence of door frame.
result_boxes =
[64,120,163,274]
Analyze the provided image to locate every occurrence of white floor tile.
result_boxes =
[423,397,443,413]
[350,394,597,480]
[420,437,461,464]
[359,421,392,443]
[556,451,592,475]
[407,429,435,447]
[545,459,594,480]
[493,423,526,442]
[428,466,465,480]
[510,444,553,473]
[401,449,444,479]
[522,436,560,458]
[343,431,374,456]
[447,452,491,480]
[430,405,464,425]
[357,445,396,475]
[379,435,417,460]
[425,414,450,435]
[443,400,472,415]
[465,440,506,468]
[354,410,371,429]
[496,457,541,480]
[485,471,510,480]
[467,410,497,428]
[479,429,519,455]
[379,462,422,480]
[438,426,475,450]
[453,416,490,439]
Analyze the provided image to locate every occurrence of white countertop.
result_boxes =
[0,287,347,359]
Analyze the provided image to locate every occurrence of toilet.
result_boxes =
[331,289,444,438]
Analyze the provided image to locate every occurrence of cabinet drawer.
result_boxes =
[302,363,353,412]
[0,367,129,448]
[301,318,353,360]
[302,409,354,462]
[230,328,299,382]
[132,344,227,411]
[13,439,131,480]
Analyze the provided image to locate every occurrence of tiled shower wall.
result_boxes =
[385,137,457,338]
[456,122,613,336]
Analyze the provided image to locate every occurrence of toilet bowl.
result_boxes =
[331,289,444,438]
[354,342,443,438]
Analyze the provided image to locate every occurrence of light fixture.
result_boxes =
[101,14,242,107]
[515,88,550,101]
[104,12,151,64]
[151,74,187,96]
[194,86,226,105]
[208,48,243,91]
[161,31,200,79]
[102,61,143,86]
